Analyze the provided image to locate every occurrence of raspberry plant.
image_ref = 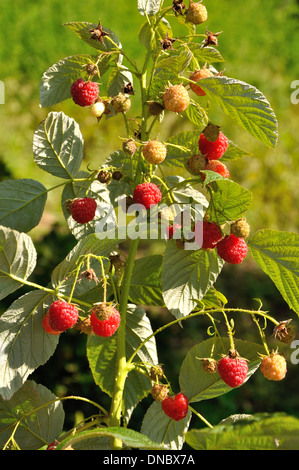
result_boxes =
[0,0,299,451]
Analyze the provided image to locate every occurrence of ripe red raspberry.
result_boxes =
[42,312,62,335]
[71,197,97,224]
[142,140,167,165]
[47,300,79,332]
[162,84,190,113]
[189,68,213,96]
[217,353,248,388]
[161,392,189,421]
[90,303,121,337]
[193,220,223,249]
[198,132,229,160]
[216,234,247,264]
[260,353,287,381]
[185,1,208,25]
[204,160,230,178]
[70,78,99,107]
[133,183,162,210]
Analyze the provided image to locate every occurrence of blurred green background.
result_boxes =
[0,0,299,442]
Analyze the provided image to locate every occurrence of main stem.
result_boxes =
[108,238,139,448]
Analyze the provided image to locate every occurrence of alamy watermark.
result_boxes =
[94,198,204,250]
[290,80,299,104]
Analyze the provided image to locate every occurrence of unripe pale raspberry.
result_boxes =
[202,358,217,374]
[161,393,189,421]
[198,132,229,160]
[231,218,251,238]
[217,353,248,388]
[47,300,79,332]
[111,93,131,113]
[70,78,99,107]
[133,183,162,210]
[204,160,230,178]
[90,304,121,337]
[123,139,138,156]
[216,234,247,264]
[193,220,223,249]
[162,84,190,113]
[91,101,106,118]
[142,140,167,165]
[151,384,169,402]
[260,353,287,381]
[185,1,208,25]
[71,197,97,224]
[189,68,213,96]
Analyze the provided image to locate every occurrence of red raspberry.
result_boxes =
[162,84,190,113]
[47,300,79,332]
[217,234,247,264]
[189,68,213,96]
[193,220,223,249]
[142,140,167,165]
[217,354,248,388]
[198,132,229,160]
[204,160,230,178]
[260,353,287,381]
[133,183,162,210]
[70,78,99,107]
[42,312,62,335]
[71,197,97,224]
[90,304,121,337]
[161,392,189,421]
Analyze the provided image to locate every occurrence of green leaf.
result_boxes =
[87,305,158,423]
[33,111,83,179]
[61,172,116,241]
[221,140,254,162]
[0,380,64,450]
[107,65,133,97]
[56,426,165,450]
[208,179,253,224]
[140,401,192,450]
[187,44,225,66]
[139,18,171,50]
[248,229,299,313]
[179,337,264,403]
[138,0,163,16]
[64,22,122,53]
[185,99,209,127]
[163,131,200,168]
[0,179,47,232]
[199,76,278,148]
[0,226,36,301]
[39,54,104,108]
[185,413,299,450]
[0,290,57,401]
[130,254,164,306]
[162,241,224,319]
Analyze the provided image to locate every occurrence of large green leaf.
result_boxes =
[208,179,253,224]
[179,338,264,403]
[0,226,37,301]
[163,131,200,168]
[56,426,165,450]
[140,401,192,450]
[39,54,105,108]
[0,380,64,450]
[162,241,224,319]
[138,0,163,16]
[33,111,83,179]
[0,179,47,232]
[0,290,57,401]
[185,413,299,450]
[64,22,122,53]
[248,229,299,313]
[199,76,278,148]
[87,304,158,423]
[130,254,164,306]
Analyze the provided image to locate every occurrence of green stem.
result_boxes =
[108,238,139,449]
[188,406,213,429]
